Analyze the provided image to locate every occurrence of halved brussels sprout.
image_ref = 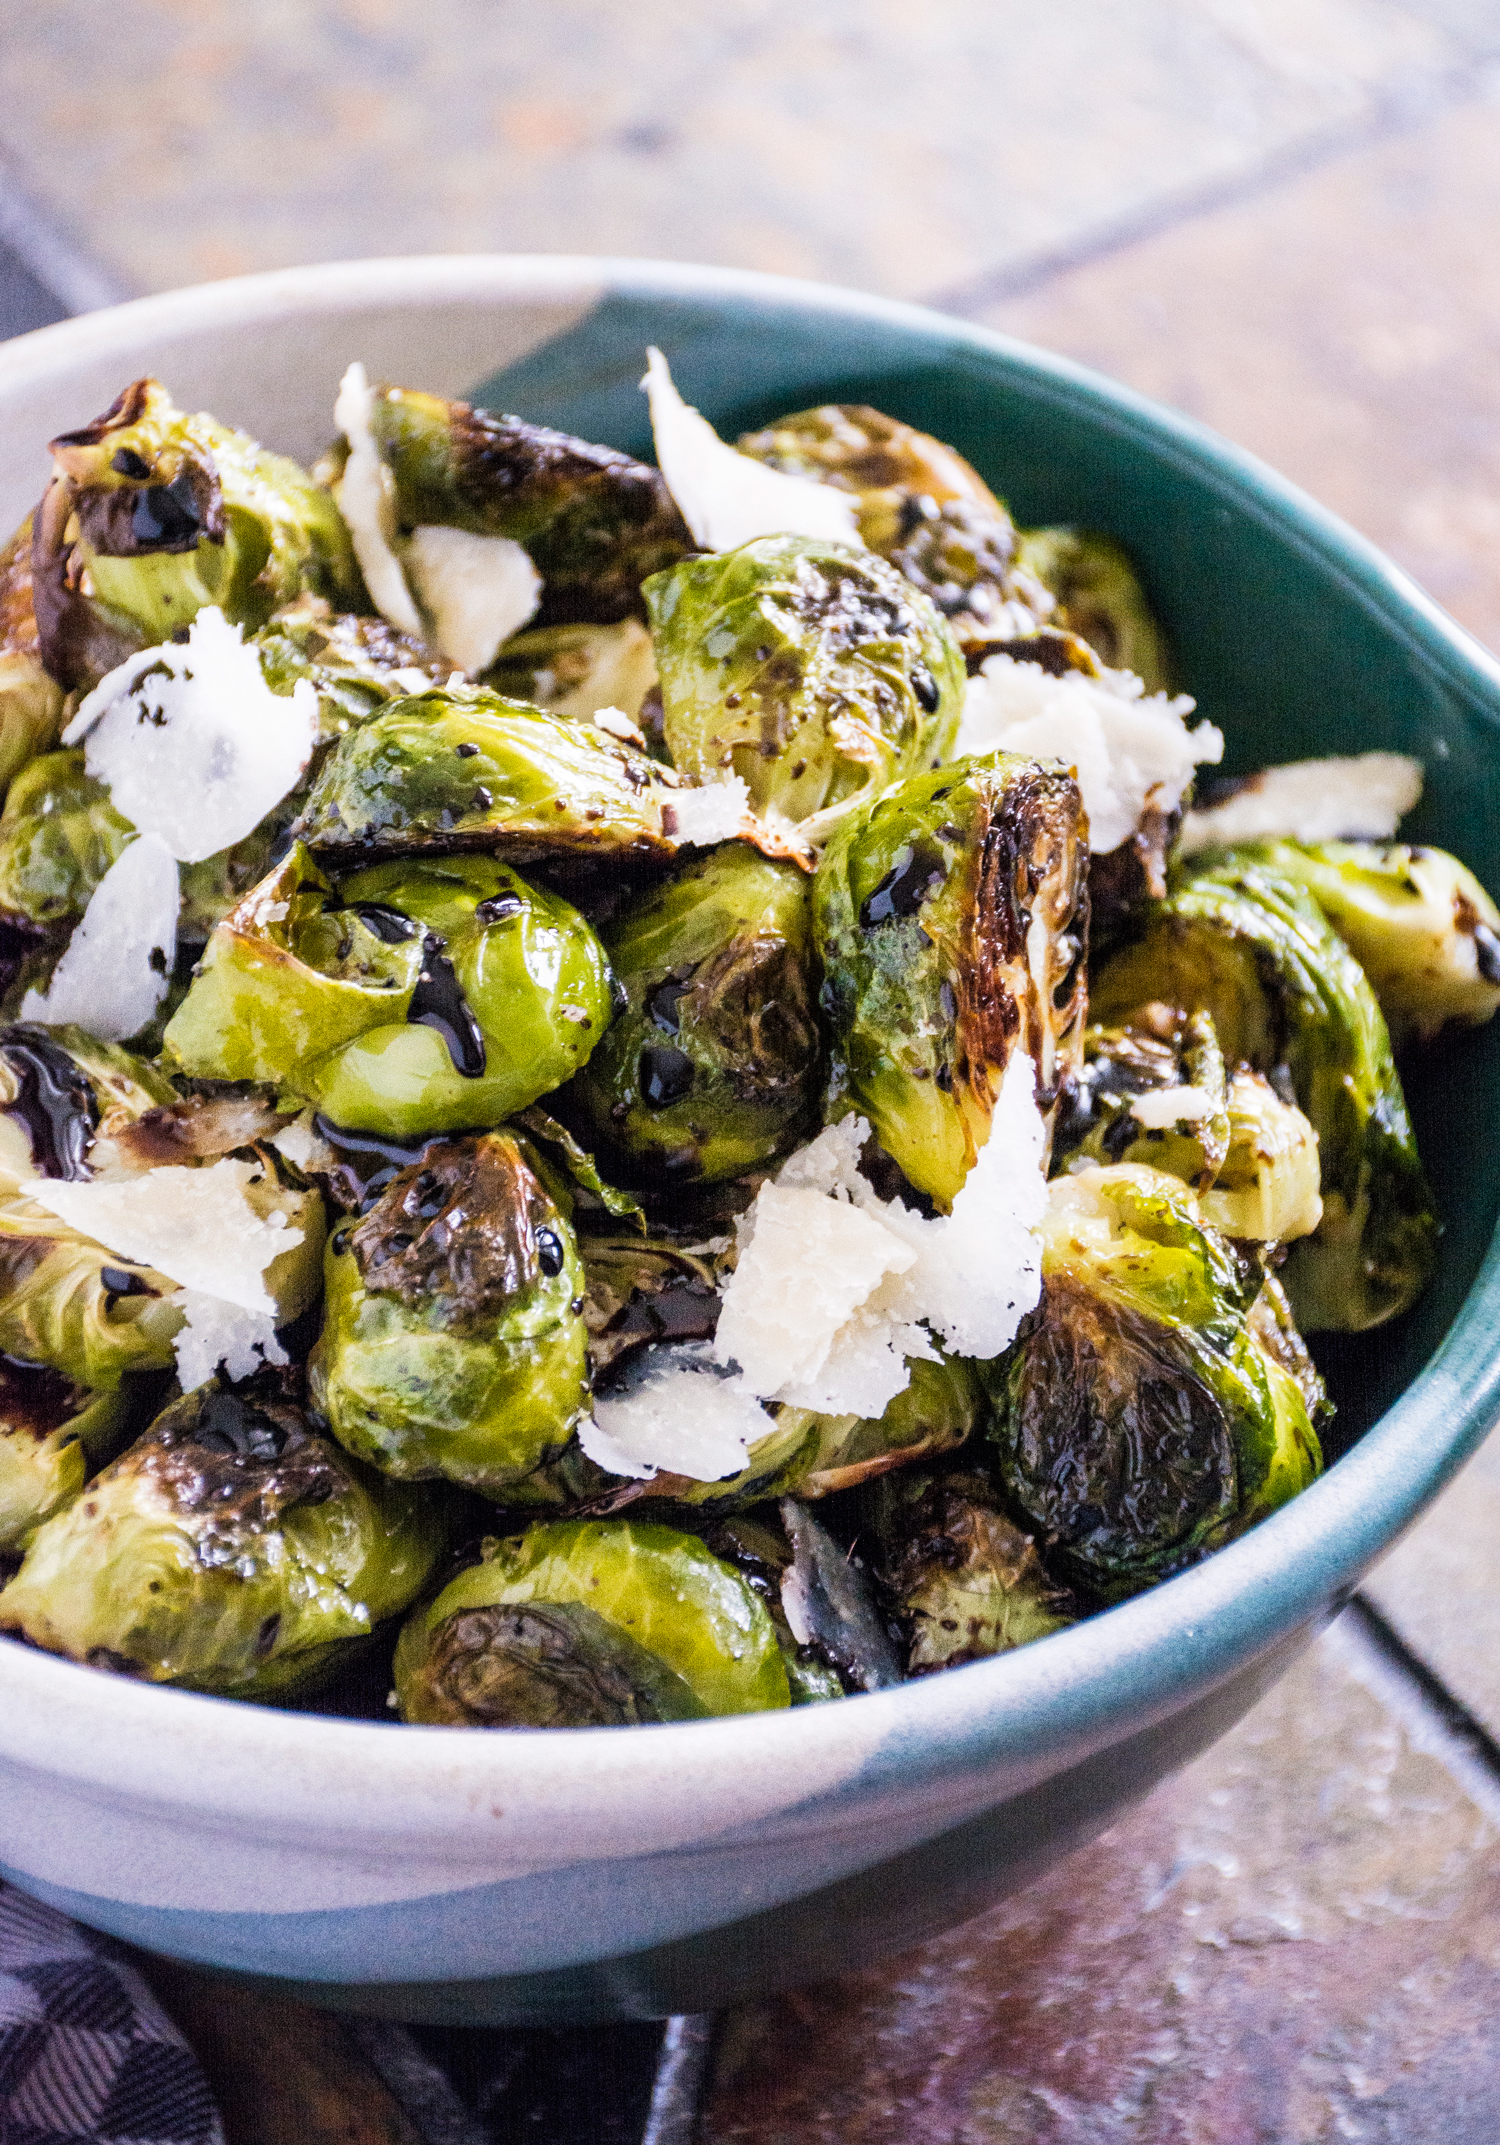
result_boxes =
[983,1165,1324,1600]
[0,1378,445,1695]
[581,1231,726,1381]
[0,1177,182,1388]
[1014,527,1170,690]
[0,1021,177,1183]
[339,383,691,626]
[815,752,1088,1205]
[481,619,657,725]
[1217,838,1500,1049]
[32,377,362,690]
[256,593,442,743]
[1091,854,1437,1330]
[868,1468,1073,1673]
[164,842,613,1138]
[1200,1068,1323,1244]
[0,517,65,800]
[0,1360,137,1554]
[0,751,134,933]
[294,685,676,868]
[565,844,819,1187]
[644,535,966,835]
[309,1131,589,1494]
[1051,1012,1230,1190]
[393,1516,789,1725]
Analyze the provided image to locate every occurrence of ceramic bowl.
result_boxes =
[1,257,1498,2027]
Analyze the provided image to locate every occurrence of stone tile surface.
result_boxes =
[0,0,1496,303]
[978,89,1500,650]
[702,1616,1500,2144]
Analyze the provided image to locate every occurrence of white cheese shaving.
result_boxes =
[403,524,541,675]
[270,1108,336,1173]
[332,360,425,637]
[28,1159,301,1317]
[583,1347,772,1482]
[590,704,649,747]
[19,833,178,1042]
[663,775,752,848]
[716,1053,1047,1418]
[643,347,862,554]
[957,653,1223,855]
[168,1290,288,1390]
[63,608,319,864]
[1130,1084,1217,1128]
[1176,751,1424,856]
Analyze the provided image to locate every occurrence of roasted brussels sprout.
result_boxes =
[581,1231,726,1381]
[481,618,657,726]
[0,1379,444,1694]
[393,1515,790,1725]
[1201,1068,1323,1245]
[0,1360,136,1555]
[32,377,362,690]
[309,1132,589,1494]
[1051,1012,1230,1190]
[0,1176,182,1388]
[869,1467,1073,1673]
[565,843,819,1186]
[983,1165,1324,1600]
[1014,527,1170,690]
[1092,854,1437,1329]
[255,594,442,743]
[0,518,65,799]
[645,535,966,835]
[0,751,134,933]
[164,842,612,1138]
[1216,838,1500,1049]
[814,752,1088,1205]
[0,1021,177,1184]
[293,685,675,869]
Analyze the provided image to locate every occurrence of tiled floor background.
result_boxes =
[4,4,1500,2138]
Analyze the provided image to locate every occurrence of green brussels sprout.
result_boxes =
[0,1021,177,1184]
[293,685,676,869]
[392,1515,789,1725]
[644,535,966,837]
[983,1165,1325,1600]
[0,1359,137,1555]
[256,593,442,743]
[30,377,362,692]
[0,751,134,933]
[336,383,691,626]
[0,1378,445,1695]
[868,1468,1074,1673]
[481,618,657,725]
[814,753,1088,1206]
[1200,1068,1323,1245]
[1051,1012,1230,1191]
[1013,527,1171,690]
[0,517,66,800]
[581,1231,726,1381]
[1091,854,1438,1329]
[308,1131,589,1494]
[565,844,819,1187]
[164,842,612,1139]
[1214,838,1500,1050]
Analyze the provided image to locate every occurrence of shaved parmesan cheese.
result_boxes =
[584,1346,771,1482]
[168,1290,287,1390]
[332,360,425,637]
[270,1109,336,1174]
[403,524,541,675]
[590,704,649,748]
[664,775,752,848]
[957,653,1223,855]
[643,347,862,554]
[28,1159,301,1317]
[1176,751,1423,856]
[64,608,319,864]
[20,833,178,1041]
[1131,1085,1217,1128]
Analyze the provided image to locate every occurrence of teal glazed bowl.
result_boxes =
[0,258,1498,2026]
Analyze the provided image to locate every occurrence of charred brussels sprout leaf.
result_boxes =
[566,844,819,1186]
[869,1468,1074,1673]
[482,618,657,725]
[0,1177,181,1388]
[1092,854,1437,1330]
[0,1359,136,1554]
[0,1021,176,1184]
[256,594,442,744]
[164,841,613,1139]
[358,384,692,625]
[581,1231,725,1381]
[294,685,675,868]
[1051,1012,1229,1191]
[815,753,1088,1206]
[0,751,134,932]
[0,518,65,799]
[1014,527,1170,689]
[0,1380,444,1694]
[983,1165,1324,1600]
[33,377,362,690]
[645,535,966,835]
[308,1132,589,1494]
[393,1516,789,1725]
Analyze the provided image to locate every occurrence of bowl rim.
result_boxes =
[2,251,1499,1843]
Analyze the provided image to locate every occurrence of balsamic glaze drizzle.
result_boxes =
[407,932,488,1078]
[0,1028,100,1179]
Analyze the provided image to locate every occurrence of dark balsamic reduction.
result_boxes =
[535,1227,566,1277]
[910,660,941,713]
[189,1389,289,1461]
[130,471,205,550]
[343,901,420,945]
[645,971,696,1034]
[475,893,524,925]
[110,447,152,480]
[407,932,488,1078]
[313,1116,438,1212]
[638,1044,694,1108]
[0,1028,99,1178]
[859,840,947,929]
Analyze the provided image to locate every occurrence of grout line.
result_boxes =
[0,144,130,318]
[1334,1597,1500,1828]
[642,2014,715,2145]
[925,51,1500,318]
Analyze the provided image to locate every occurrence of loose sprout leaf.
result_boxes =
[167,1288,288,1388]
[1177,752,1423,856]
[333,361,425,636]
[586,1346,772,1482]
[643,348,862,553]
[957,652,1222,855]
[64,607,319,863]
[664,774,751,847]
[403,524,541,675]
[28,1157,302,1316]
[19,832,178,1041]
